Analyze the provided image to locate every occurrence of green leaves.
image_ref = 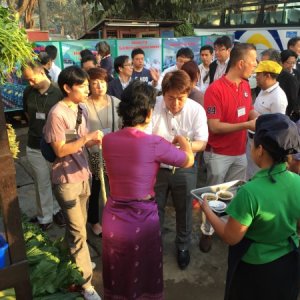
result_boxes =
[0,6,35,85]
[22,219,85,298]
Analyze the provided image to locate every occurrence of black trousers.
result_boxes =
[154,165,197,251]
[228,251,299,300]
[87,174,109,225]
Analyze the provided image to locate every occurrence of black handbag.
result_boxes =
[40,105,83,162]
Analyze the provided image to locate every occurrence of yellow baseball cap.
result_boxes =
[255,60,282,74]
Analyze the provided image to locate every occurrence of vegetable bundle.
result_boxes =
[0,6,35,84]
[22,220,84,298]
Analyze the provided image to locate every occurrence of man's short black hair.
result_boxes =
[58,66,89,97]
[21,59,43,72]
[80,49,94,59]
[281,49,298,64]
[287,37,300,49]
[118,80,156,127]
[214,35,232,50]
[38,52,52,66]
[45,45,58,60]
[80,55,97,68]
[114,55,130,74]
[131,48,145,59]
[200,45,213,55]
[228,43,256,68]
[176,47,194,60]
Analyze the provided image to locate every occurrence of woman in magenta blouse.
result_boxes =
[102,81,194,300]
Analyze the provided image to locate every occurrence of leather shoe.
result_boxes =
[199,234,212,253]
[39,222,53,231]
[177,249,190,270]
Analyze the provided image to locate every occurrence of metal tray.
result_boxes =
[191,180,245,204]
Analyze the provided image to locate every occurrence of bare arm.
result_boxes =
[201,198,248,245]
[248,109,259,121]
[51,130,102,158]
[190,140,207,152]
[150,68,159,87]
[207,118,256,134]
[172,135,194,168]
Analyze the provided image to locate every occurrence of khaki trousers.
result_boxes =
[54,180,92,289]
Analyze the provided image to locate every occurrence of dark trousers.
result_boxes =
[87,174,109,225]
[154,165,197,251]
[228,251,299,300]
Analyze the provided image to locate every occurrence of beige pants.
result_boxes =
[26,146,60,224]
[201,152,247,235]
[54,181,92,289]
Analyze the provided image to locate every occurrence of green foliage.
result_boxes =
[83,0,204,22]
[175,22,195,37]
[0,6,35,84]
[22,220,84,298]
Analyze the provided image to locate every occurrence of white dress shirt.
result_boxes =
[254,82,288,114]
[49,63,61,83]
[197,63,210,93]
[214,58,230,81]
[149,95,208,143]
[157,65,178,91]
[148,95,208,168]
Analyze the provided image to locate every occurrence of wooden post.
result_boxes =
[0,98,32,299]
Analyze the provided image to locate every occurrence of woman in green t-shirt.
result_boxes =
[201,113,300,300]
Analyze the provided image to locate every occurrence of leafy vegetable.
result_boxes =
[0,6,35,84]
[22,220,84,298]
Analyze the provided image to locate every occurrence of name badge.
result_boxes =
[102,128,112,135]
[36,112,46,120]
[237,107,246,117]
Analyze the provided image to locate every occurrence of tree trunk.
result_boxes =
[38,0,48,30]
[82,2,88,33]
[24,0,37,28]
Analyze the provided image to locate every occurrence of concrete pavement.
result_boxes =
[14,126,228,300]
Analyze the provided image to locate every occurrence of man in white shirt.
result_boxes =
[209,36,232,84]
[246,60,288,179]
[45,45,61,83]
[149,70,208,270]
[197,45,213,93]
[157,47,194,90]
[254,60,288,115]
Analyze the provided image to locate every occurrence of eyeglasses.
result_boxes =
[284,60,296,65]
[123,64,133,68]
[214,47,227,53]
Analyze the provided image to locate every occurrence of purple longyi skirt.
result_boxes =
[102,197,164,300]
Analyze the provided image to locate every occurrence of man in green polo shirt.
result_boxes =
[23,60,65,231]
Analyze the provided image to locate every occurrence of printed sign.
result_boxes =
[162,37,202,70]
[117,38,162,71]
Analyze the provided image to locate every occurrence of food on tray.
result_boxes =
[216,190,234,201]
[201,192,218,201]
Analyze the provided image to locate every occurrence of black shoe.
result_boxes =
[29,216,39,223]
[39,222,53,231]
[177,250,190,270]
[53,210,66,227]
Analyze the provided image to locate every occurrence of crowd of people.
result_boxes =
[21,36,300,300]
